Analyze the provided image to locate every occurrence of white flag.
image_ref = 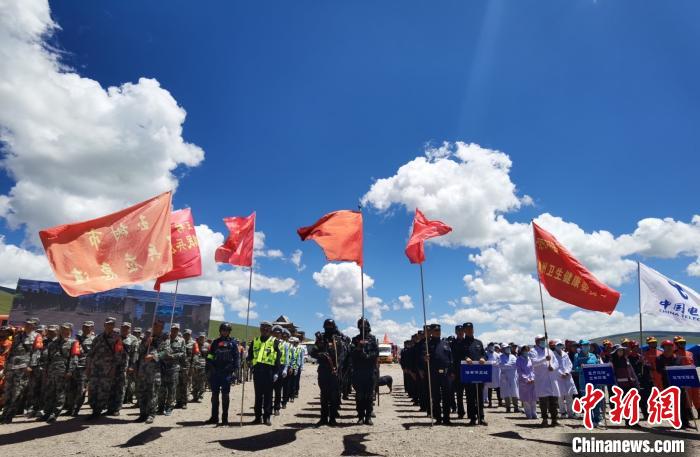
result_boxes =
[639,262,700,326]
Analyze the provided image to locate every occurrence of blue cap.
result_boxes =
[579,339,590,345]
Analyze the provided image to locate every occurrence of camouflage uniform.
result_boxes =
[41,324,77,421]
[137,330,170,422]
[25,325,46,416]
[66,327,94,415]
[158,327,185,414]
[1,322,41,423]
[87,325,122,416]
[191,335,208,401]
[109,327,139,414]
[176,331,195,408]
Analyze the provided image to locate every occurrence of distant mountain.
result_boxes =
[208,319,260,341]
[591,331,700,346]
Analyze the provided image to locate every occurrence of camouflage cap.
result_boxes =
[104,317,116,324]
[61,322,73,329]
[83,320,95,327]
[198,332,207,338]
[47,324,59,332]
[183,328,192,335]
[36,324,46,331]
[171,323,180,330]
[24,318,37,325]
[133,327,142,333]
[121,322,132,328]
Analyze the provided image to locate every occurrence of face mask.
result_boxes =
[538,341,546,348]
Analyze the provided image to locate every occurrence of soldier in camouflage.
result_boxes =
[158,322,185,416]
[41,323,77,423]
[25,322,45,418]
[190,332,208,402]
[108,322,139,415]
[136,319,171,424]
[176,328,195,409]
[86,317,123,419]
[1,318,41,424]
[66,320,95,416]
[130,327,143,406]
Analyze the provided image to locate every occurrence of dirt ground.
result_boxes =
[1,363,698,456]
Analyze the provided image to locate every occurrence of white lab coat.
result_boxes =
[529,346,561,398]
[484,351,501,388]
[554,350,577,396]
[498,353,519,398]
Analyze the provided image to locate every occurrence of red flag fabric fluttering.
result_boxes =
[39,191,173,297]
[404,209,452,264]
[297,210,363,266]
[533,221,620,314]
[215,212,256,267]
[154,208,202,291]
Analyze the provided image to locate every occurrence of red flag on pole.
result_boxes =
[405,209,452,264]
[39,191,173,297]
[154,208,202,291]
[297,210,363,265]
[533,221,620,314]
[215,212,256,267]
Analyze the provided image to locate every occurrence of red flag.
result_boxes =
[405,209,452,264]
[154,208,202,291]
[215,212,255,267]
[533,221,620,314]
[297,210,363,266]
[39,192,173,297]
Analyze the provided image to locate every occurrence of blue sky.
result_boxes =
[1,1,700,342]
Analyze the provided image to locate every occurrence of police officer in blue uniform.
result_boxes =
[205,322,240,425]
[428,323,453,425]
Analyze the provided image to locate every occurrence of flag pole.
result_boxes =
[419,262,434,426]
[169,280,180,327]
[532,221,552,371]
[146,290,161,353]
[638,261,643,347]
[240,215,256,427]
[358,204,366,340]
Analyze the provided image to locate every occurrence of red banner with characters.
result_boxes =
[533,221,619,314]
[154,208,202,291]
[39,192,173,297]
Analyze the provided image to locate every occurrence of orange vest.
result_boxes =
[643,348,663,389]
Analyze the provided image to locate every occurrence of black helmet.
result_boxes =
[357,318,371,331]
[323,319,336,330]
[219,322,232,333]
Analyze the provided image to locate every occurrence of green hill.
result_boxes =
[0,287,16,315]
[208,319,260,342]
[591,331,700,346]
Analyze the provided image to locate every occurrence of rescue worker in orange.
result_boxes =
[643,336,663,389]
[673,335,700,418]
[0,326,13,408]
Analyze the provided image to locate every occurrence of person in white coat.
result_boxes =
[551,339,578,419]
[498,345,519,413]
[483,344,502,408]
[529,335,560,427]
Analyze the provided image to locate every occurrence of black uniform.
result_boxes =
[413,337,429,412]
[463,336,486,422]
[450,337,469,418]
[428,336,453,423]
[206,335,240,424]
[309,329,346,425]
[350,332,379,422]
